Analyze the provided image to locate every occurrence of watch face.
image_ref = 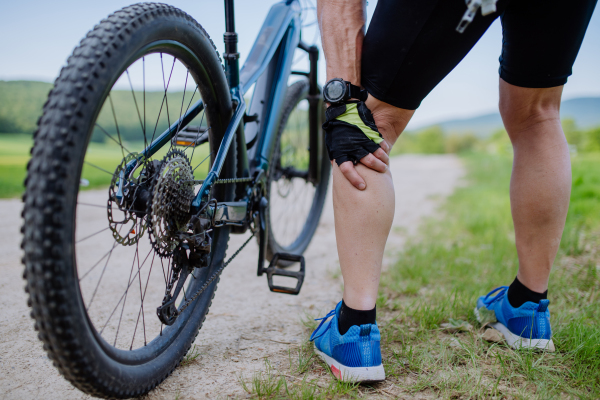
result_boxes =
[325,80,345,102]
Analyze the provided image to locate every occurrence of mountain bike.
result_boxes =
[21,1,329,397]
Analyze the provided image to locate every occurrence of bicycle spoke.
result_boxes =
[99,246,153,335]
[114,243,139,346]
[84,161,114,176]
[189,98,204,164]
[170,83,200,155]
[79,244,118,282]
[162,55,175,129]
[131,250,157,348]
[108,94,126,159]
[77,202,147,215]
[178,71,189,122]
[86,240,119,310]
[172,71,189,152]
[149,53,177,146]
[160,256,168,285]
[134,236,147,347]
[143,56,146,148]
[76,226,111,243]
[95,122,132,153]
[193,151,213,172]
[125,69,146,144]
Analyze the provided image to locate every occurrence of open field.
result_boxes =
[0,134,31,198]
[0,134,210,198]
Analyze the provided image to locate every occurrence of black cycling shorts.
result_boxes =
[361,0,598,110]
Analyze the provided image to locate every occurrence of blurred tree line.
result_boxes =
[392,119,600,156]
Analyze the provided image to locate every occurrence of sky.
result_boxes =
[1,0,599,128]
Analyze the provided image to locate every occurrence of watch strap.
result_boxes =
[347,83,368,102]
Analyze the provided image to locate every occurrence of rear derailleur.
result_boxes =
[156,217,213,325]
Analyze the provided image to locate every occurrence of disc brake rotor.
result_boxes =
[107,152,148,245]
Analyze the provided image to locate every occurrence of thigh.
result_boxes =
[500,0,598,88]
[361,0,508,110]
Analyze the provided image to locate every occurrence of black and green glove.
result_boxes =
[322,101,383,166]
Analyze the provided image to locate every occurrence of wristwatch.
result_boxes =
[323,78,368,104]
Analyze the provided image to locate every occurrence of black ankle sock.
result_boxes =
[507,277,547,308]
[338,300,376,335]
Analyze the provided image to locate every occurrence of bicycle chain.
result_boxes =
[172,231,256,316]
[185,177,254,185]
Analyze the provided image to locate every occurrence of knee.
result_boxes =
[499,79,563,139]
[365,94,414,147]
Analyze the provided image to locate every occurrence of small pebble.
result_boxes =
[482,328,504,343]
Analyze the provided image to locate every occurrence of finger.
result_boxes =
[379,140,391,155]
[360,153,387,173]
[338,161,367,190]
[373,147,390,165]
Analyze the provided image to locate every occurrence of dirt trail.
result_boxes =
[0,155,463,400]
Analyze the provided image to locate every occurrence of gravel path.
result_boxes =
[0,154,463,400]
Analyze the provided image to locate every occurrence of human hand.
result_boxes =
[324,102,391,190]
[334,141,389,190]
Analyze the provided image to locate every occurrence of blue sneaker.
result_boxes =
[475,286,554,351]
[309,302,385,382]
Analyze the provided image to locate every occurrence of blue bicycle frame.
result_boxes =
[133,0,320,217]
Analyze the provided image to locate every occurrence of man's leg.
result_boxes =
[475,80,569,350]
[499,79,571,294]
[311,1,415,382]
[317,0,414,312]
[335,97,413,311]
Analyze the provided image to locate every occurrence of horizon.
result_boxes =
[1,0,599,129]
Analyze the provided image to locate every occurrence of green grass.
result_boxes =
[0,134,134,198]
[0,134,33,198]
[241,152,600,399]
[0,134,210,198]
[378,152,600,399]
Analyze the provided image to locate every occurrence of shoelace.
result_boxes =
[482,286,508,308]
[309,309,336,341]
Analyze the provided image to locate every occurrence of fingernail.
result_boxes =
[358,183,366,190]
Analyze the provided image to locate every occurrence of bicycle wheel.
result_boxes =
[21,4,236,398]
[266,80,331,262]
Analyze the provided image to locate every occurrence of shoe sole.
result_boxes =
[474,307,555,352]
[314,346,385,383]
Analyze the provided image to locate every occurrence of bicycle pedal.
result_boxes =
[265,253,305,295]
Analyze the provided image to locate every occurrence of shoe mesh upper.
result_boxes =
[312,302,382,368]
[478,287,552,340]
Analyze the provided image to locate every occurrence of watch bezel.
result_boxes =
[323,78,348,104]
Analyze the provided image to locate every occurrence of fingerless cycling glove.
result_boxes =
[322,101,383,166]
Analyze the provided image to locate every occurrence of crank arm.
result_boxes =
[256,196,269,276]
